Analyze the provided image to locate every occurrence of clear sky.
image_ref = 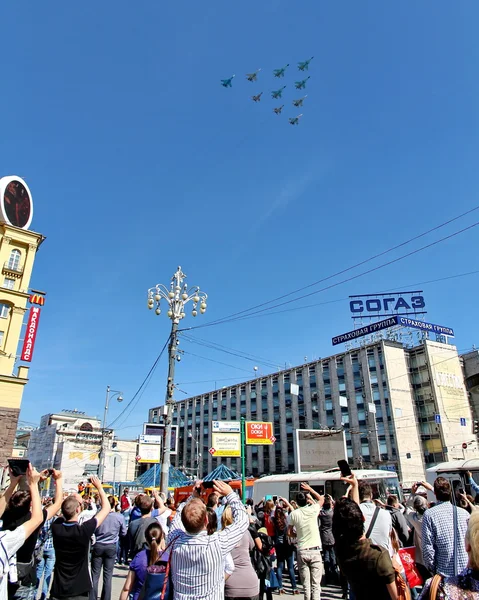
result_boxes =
[2,1,478,437]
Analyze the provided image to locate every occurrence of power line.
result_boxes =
[183,212,479,331]
[107,335,170,429]
[181,349,254,375]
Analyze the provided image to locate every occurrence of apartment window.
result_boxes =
[3,278,14,290]
[0,331,4,346]
[0,304,10,319]
[7,249,21,271]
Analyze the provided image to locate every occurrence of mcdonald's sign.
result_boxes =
[29,293,45,306]
[21,307,41,362]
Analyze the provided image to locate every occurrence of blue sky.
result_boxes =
[2,1,478,437]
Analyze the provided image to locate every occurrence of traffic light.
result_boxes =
[474,420,479,435]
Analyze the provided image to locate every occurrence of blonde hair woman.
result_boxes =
[419,511,479,598]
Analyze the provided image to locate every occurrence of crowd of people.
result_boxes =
[1,467,479,600]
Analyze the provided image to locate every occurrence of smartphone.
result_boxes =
[265,494,273,501]
[458,487,465,495]
[8,458,30,477]
[337,459,352,477]
[272,495,278,503]
[47,469,54,476]
[202,481,214,489]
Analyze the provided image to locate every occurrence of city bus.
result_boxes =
[253,468,403,504]
[426,459,479,501]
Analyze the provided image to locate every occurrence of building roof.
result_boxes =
[426,459,479,472]
[136,465,191,488]
[203,465,240,481]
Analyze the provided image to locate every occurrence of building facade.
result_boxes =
[149,339,476,485]
[28,410,138,489]
[0,219,44,465]
[461,349,479,438]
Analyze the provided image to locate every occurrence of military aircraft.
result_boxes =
[252,92,263,102]
[221,75,235,88]
[271,86,286,99]
[295,77,310,90]
[273,105,284,115]
[298,57,314,71]
[273,64,289,78]
[246,69,261,82]
[292,95,308,107]
[289,114,303,125]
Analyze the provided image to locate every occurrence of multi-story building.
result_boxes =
[0,176,45,465]
[461,349,479,434]
[28,410,138,489]
[149,339,476,485]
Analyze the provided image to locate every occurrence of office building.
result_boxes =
[149,339,476,485]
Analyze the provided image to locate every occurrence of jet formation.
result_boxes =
[221,57,314,125]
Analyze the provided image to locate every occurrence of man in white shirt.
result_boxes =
[359,483,392,553]
[288,483,324,600]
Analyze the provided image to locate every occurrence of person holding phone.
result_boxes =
[287,483,324,600]
[0,466,43,600]
[2,466,63,600]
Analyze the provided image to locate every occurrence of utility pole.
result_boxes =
[98,386,123,481]
[147,266,208,495]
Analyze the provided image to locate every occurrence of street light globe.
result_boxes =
[200,302,207,309]
[148,299,154,309]
[180,312,186,319]
[182,293,188,300]
[155,308,161,315]
[193,296,199,303]
[169,292,175,299]
[200,308,206,314]
[154,294,161,302]
[192,310,197,317]
[118,395,124,402]
[167,310,173,318]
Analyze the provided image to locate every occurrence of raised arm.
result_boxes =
[467,471,479,496]
[301,483,324,506]
[215,481,248,555]
[45,469,63,520]
[0,468,22,518]
[90,476,110,527]
[340,473,360,505]
[152,490,168,516]
[22,466,43,538]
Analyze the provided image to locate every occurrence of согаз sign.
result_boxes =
[350,295,425,314]
[21,307,41,362]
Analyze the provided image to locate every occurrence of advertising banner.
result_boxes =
[21,307,41,362]
[210,433,241,457]
[212,421,241,433]
[142,423,178,454]
[137,443,161,463]
[245,421,275,445]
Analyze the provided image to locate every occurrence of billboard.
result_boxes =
[21,307,41,362]
[294,429,347,472]
[332,316,454,346]
[143,423,178,454]
[349,291,426,318]
[137,443,161,464]
[212,421,241,433]
[210,433,241,457]
[245,421,275,445]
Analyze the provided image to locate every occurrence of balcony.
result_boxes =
[2,262,23,278]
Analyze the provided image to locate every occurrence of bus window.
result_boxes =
[288,482,324,502]
[383,478,402,501]
[327,480,348,500]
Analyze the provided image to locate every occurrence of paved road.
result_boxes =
[108,564,344,600]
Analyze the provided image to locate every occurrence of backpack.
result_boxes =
[139,546,173,600]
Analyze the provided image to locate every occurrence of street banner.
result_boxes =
[210,433,241,457]
[245,421,275,445]
[21,307,41,362]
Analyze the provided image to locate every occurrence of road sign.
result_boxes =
[435,414,441,424]
[212,421,241,433]
[245,421,275,445]
[460,418,467,427]
[210,433,241,457]
[462,442,468,450]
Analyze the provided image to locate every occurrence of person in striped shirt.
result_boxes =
[167,480,249,600]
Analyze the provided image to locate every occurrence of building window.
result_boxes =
[0,304,10,319]
[79,422,93,432]
[0,331,4,346]
[3,278,15,290]
[7,250,21,271]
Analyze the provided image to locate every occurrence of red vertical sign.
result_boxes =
[21,307,41,362]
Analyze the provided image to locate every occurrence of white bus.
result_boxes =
[253,468,403,504]
[426,459,479,500]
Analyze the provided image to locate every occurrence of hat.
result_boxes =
[414,496,427,511]
[257,527,268,535]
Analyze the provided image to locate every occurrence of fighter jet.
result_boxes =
[246,69,261,82]
[252,92,263,102]
[289,114,303,125]
[298,57,314,71]
[273,105,284,115]
[221,75,235,88]
[271,86,286,99]
[273,64,289,78]
[295,77,310,90]
[293,95,308,107]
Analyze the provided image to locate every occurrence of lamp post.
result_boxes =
[98,385,123,481]
[147,266,208,495]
